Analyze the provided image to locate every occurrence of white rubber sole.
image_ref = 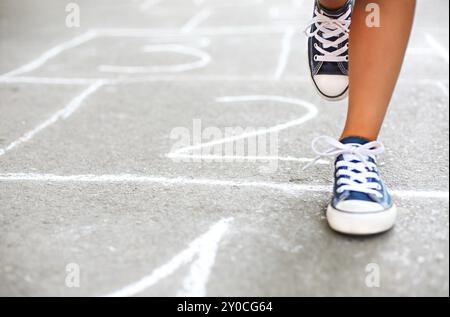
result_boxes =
[326,204,397,235]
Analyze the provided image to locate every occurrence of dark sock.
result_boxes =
[317,0,350,12]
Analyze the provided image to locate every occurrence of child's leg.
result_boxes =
[342,0,416,141]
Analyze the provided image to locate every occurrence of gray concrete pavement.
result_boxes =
[0,0,448,297]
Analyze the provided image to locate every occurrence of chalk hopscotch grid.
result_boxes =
[0,5,323,297]
[0,4,447,197]
[0,1,449,297]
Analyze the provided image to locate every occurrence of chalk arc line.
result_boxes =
[168,95,320,164]
[98,44,211,74]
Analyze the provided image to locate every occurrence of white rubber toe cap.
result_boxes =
[335,200,384,213]
[327,202,397,236]
[313,74,348,100]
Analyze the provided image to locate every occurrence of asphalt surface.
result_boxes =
[0,0,449,297]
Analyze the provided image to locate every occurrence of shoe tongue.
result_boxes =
[340,136,371,146]
[318,0,350,17]
[339,136,373,163]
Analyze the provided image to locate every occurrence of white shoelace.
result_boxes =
[305,6,352,63]
[304,136,385,198]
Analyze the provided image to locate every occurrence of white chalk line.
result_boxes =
[407,48,434,56]
[0,76,105,85]
[1,26,446,84]
[0,173,448,200]
[0,29,214,79]
[0,80,105,157]
[94,25,446,38]
[139,0,163,11]
[181,9,212,34]
[95,25,290,38]
[1,75,448,87]
[274,27,296,81]
[435,81,449,98]
[104,218,233,297]
[166,153,329,165]
[170,95,318,158]
[0,75,309,85]
[177,218,232,297]
[98,44,211,74]
[425,34,449,64]
[0,31,98,79]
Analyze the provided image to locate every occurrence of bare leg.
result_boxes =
[342,0,416,141]
[319,0,348,10]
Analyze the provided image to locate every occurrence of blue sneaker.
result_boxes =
[305,0,352,101]
[307,136,397,235]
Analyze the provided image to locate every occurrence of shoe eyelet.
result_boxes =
[345,55,349,62]
[314,55,319,61]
